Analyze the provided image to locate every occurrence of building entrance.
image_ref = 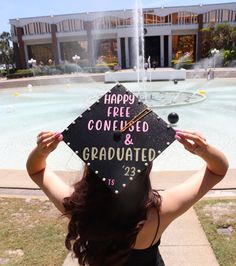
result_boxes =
[144,36,160,67]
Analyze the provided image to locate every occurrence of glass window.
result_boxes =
[209,10,217,23]
[172,35,196,61]
[183,12,191,24]
[93,17,119,29]
[144,14,160,25]
[164,15,169,23]
[110,17,118,28]
[172,13,178,24]
[95,39,118,65]
[60,41,88,62]
[27,44,53,64]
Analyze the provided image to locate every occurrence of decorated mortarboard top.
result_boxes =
[62,84,176,194]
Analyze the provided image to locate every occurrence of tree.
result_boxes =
[213,24,233,50]
[201,24,236,65]
[201,23,215,58]
[202,24,236,54]
[0,31,14,69]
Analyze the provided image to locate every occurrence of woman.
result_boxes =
[26,129,228,266]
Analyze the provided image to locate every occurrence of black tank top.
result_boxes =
[125,206,165,266]
[125,239,165,266]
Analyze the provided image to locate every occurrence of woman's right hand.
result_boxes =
[175,129,228,176]
[175,129,208,157]
[36,131,63,157]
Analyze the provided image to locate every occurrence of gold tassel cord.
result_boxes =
[120,108,152,133]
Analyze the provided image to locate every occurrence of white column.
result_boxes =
[57,41,62,63]
[160,35,164,67]
[117,38,122,66]
[125,37,130,68]
[24,44,29,66]
[168,35,172,67]
[195,34,198,61]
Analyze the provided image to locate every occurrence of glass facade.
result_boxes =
[11,3,236,69]
[60,41,88,62]
[57,19,84,32]
[144,14,161,24]
[23,22,51,35]
[172,12,198,25]
[95,39,118,64]
[11,7,236,38]
[27,44,53,65]
[172,35,196,61]
[203,9,236,23]
[92,16,132,29]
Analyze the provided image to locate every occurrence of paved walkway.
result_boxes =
[0,168,235,266]
[62,207,220,266]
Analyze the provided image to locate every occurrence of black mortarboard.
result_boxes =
[62,84,176,194]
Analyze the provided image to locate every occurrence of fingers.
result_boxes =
[37,132,63,152]
[175,133,196,153]
[175,130,207,146]
[37,132,53,145]
[175,129,208,155]
[176,129,206,142]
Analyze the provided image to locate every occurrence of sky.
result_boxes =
[0,0,234,33]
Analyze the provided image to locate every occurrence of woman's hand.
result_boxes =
[36,131,63,157]
[175,129,228,176]
[175,129,208,156]
[27,131,63,176]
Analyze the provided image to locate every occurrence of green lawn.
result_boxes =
[0,197,68,266]
[2,196,235,266]
[194,198,236,266]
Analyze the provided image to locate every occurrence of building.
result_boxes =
[10,2,236,69]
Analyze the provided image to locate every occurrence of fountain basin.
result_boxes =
[105,68,186,83]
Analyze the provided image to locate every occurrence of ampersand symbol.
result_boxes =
[124,134,134,145]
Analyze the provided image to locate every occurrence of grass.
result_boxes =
[2,196,235,266]
[0,197,68,266]
[194,199,236,266]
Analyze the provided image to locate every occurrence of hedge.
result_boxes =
[6,69,33,79]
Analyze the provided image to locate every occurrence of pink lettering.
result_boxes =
[117,94,123,104]
[107,106,131,118]
[87,120,149,132]
[108,179,115,186]
[88,120,94,130]
[103,93,135,105]
[104,94,110,104]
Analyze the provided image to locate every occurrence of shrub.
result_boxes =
[223,49,236,66]
[171,59,194,69]
[6,69,33,79]
[0,69,7,76]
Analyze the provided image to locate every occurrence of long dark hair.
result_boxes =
[63,164,161,266]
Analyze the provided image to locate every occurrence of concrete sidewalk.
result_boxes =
[62,208,219,266]
[0,168,235,266]
[159,208,219,266]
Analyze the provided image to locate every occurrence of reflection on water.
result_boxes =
[1,79,235,171]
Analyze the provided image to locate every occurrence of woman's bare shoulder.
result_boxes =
[134,207,161,249]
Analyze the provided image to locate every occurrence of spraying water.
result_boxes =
[133,0,145,83]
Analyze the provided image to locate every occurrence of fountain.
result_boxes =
[107,0,204,107]
[105,1,186,83]
[1,79,236,171]
[133,0,145,83]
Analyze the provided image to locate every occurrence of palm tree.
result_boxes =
[0,31,14,69]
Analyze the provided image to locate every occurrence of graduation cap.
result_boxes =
[62,84,176,194]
